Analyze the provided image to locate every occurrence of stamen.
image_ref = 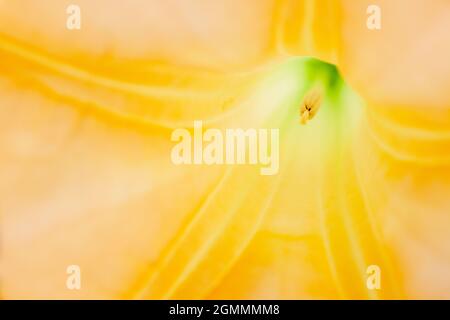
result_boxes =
[299,87,323,125]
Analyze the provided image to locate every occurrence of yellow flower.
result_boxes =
[0,0,449,299]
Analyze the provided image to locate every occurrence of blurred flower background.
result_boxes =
[1,0,450,299]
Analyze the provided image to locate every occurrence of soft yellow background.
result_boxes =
[1,0,450,299]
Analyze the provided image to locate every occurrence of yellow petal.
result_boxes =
[1,0,450,300]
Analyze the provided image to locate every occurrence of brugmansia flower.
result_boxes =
[1,0,449,299]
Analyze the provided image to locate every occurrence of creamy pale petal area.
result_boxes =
[338,0,450,298]
[1,0,449,299]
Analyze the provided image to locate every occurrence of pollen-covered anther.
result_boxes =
[300,109,310,124]
[299,87,323,125]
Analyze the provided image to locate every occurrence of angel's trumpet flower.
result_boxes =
[0,0,449,299]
